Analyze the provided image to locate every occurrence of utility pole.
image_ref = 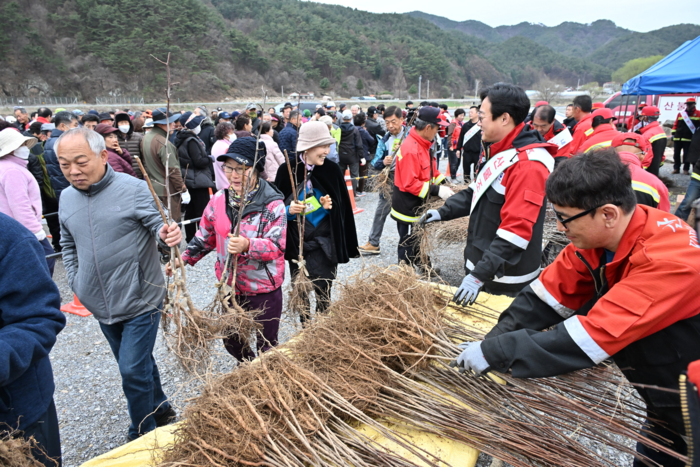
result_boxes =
[427,80,430,99]
[418,75,422,100]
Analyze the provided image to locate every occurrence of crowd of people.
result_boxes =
[0,87,699,467]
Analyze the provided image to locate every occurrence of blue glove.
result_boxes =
[451,341,490,375]
[418,209,441,226]
[453,274,483,307]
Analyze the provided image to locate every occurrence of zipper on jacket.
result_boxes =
[679,374,695,464]
[88,194,110,317]
[575,251,602,296]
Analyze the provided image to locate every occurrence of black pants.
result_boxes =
[447,148,460,180]
[358,159,369,193]
[397,222,422,266]
[19,399,62,467]
[673,140,691,171]
[633,418,686,467]
[461,151,480,182]
[41,193,61,252]
[184,187,210,243]
[289,261,335,325]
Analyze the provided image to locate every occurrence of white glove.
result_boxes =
[438,185,454,200]
[453,274,483,306]
[419,209,441,226]
[451,341,490,375]
[360,158,366,165]
[181,190,191,205]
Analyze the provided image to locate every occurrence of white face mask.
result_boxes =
[118,124,130,134]
[192,125,201,136]
[13,146,30,160]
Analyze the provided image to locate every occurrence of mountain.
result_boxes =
[1,0,697,103]
[408,11,700,73]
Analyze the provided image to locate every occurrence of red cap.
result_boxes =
[534,100,548,107]
[638,102,648,108]
[591,108,616,120]
[687,97,697,104]
[94,123,120,136]
[689,360,700,389]
[611,132,651,154]
[641,106,660,117]
[591,102,605,110]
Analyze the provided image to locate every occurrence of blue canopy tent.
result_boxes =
[622,35,700,95]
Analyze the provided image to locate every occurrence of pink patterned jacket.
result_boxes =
[181,180,286,295]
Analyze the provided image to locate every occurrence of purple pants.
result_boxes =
[223,287,283,361]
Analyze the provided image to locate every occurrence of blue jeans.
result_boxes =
[99,308,169,439]
[675,177,700,221]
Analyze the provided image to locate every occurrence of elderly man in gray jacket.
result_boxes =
[56,127,182,442]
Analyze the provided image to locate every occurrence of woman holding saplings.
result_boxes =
[274,121,359,324]
[167,137,287,361]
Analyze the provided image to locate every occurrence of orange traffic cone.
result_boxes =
[344,170,364,215]
[445,163,450,178]
[61,295,92,317]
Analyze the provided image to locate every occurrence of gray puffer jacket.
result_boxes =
[59,164,168,324]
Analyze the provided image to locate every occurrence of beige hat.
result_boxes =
[296,121,337,153]
[0,128,37,158]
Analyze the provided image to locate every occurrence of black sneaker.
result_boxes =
[155,406,177,427]
[126,433,138,443]
[159,250,171,265]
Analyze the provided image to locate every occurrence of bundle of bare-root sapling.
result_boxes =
[287,164,315,321]
[0,433,44,467]
[369,111,418,200]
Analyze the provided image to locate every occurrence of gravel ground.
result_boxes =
[49,155,684,466]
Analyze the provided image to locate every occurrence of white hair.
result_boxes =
[54,127,106,158]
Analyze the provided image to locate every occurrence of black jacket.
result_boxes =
[365,118,385,153]
[174,130,215,190]
[199,119,216,155]
[456,120,482,155]
[338,122,363,165]
[439,124,555,295]
[274,158,359,274]
[563,117,577,133]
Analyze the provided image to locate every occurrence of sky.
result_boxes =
[305,0,700,32]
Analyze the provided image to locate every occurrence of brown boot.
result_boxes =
[358,242,381,255]
[672,169,680,174]
[684,170,691,175]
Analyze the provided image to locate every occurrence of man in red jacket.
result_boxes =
[391,106,453,268]
[637,106,667,176]
[579,108,619,153]
[611,133,670,211]
[421,83,556,300]
[555,95,593,160]
[671,97,700,174]
[454,150,700,466]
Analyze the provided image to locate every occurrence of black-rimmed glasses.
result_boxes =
[551,203,601,227]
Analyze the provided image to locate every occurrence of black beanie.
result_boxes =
[217,136,266,173]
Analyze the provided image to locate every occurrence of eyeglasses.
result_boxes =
[552,203,601,227]
[223,165,247,175]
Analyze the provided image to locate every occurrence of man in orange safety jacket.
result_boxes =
[391,106,453,269]
[555,95,593,161]
[454,150,700,466]
[611,132,670,211]
[637,106,667,176]
[579,108,620,153]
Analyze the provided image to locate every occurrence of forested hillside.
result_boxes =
[0,0,697,102]
[410,12,700,74]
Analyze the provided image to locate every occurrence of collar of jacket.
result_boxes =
[151,126,168,138]
[574,113,593,129]
[591,123,617,135]
[487,122,559,158]
[77,163,116,196]
[285,122,298,131]
[573,205,647,268]
[639,121,661,134]
[407,127,433,151]
[617,151,643,168]
[2,154,28,168]
[50,128,64,138]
